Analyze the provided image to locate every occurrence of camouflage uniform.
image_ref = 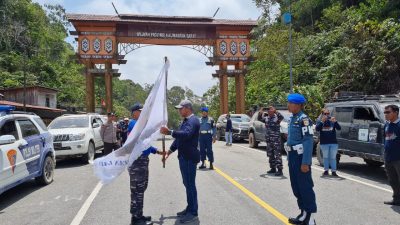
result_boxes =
[263,112,284,170]
[129,155,149,219]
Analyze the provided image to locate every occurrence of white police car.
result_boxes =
[0,105,55,195]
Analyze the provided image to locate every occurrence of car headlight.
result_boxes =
[69,133,85,141]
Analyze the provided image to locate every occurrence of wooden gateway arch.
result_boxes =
[67,13,257,114]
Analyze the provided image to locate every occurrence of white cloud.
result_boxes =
[33,0,262,96]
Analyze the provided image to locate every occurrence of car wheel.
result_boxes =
[248,132,258,148]
[364,159,384,167]
[82,142,95,164]
[35,155,55,185]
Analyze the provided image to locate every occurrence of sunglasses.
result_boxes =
[323,113,330,115]
[384,111,393,114]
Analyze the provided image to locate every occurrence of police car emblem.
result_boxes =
[7,149,17,174]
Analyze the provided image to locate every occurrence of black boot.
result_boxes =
[199,161,206,169]
[275,169,283,176]
[266,168,277,174]
[141,216,151,221]
[288,210,304,224]
[209,162,214,170]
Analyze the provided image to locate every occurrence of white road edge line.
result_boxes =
[232,143,393,193]
[70,182,104,225]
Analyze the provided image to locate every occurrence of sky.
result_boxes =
[33,0,263,96]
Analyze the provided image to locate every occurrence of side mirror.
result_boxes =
[93,122,100,128]
[223,119,227,123]
[0,135,16,145]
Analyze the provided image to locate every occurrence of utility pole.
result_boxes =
[288,0,293,93]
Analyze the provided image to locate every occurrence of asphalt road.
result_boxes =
[1,139,399,225]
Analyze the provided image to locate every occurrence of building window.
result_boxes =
[46,97,50,107]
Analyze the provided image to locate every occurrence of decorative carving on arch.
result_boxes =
[118,43,214,59]
[81,38,89,53]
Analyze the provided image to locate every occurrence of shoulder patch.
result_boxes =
[302,119,309,126]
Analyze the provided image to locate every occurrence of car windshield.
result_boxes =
[48,117,89,129]
[231,115,250,122]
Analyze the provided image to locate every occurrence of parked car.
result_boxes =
[215,114,251,142]
[0,105,55,195]
[48,113,104,163]
[316,95,400,167]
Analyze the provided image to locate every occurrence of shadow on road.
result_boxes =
[390,205,400,214]
[0,180,42,212]
[153,214,200,225]
[259,173,288,180]
[318,161,389,186]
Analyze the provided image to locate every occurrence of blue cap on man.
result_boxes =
[287,93,306,104]
[131,103,143,112]
[201,107,209,112]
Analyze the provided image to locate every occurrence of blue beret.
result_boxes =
[201,107,209,112]
[287,93,306,104]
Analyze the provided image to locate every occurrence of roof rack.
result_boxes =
[332,95,400,102]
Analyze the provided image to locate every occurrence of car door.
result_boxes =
[333,106,354,151]
[16,118,44,175]
[0,119,29,190]
[350,105,382,157]
[254,111,266,142]
[94,117,104,147]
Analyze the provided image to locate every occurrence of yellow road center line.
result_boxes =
[213,166,290,225]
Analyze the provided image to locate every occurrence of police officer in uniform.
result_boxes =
[286,94,317,225]
[198,107,216,170]
[260,106,284,176]
[128,103,164,225]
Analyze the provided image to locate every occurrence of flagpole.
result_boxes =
[162,56,168,168]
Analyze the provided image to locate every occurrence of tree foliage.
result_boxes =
[245,0,400,119]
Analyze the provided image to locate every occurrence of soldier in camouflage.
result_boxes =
[128,103,164,225]
[260,106,284,176]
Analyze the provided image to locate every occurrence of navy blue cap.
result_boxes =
[287,93,306,104]
[201,107,209,112]
[131,103,143,112]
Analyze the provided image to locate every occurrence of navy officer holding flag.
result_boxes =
[286,93,317,225]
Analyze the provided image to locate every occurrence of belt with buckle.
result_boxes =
[200,130,212,134]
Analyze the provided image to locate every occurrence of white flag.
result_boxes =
[93,60,169,184]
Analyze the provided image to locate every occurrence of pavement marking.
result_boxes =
[310,165,392,193]
[70,182,103,225]
[232,143,393,193]
[213,165,290,225]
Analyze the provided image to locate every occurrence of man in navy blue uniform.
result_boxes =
[383,104,400,206]
[286,93,317,225]
[198,106,216,170]
[160,100,200,224]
